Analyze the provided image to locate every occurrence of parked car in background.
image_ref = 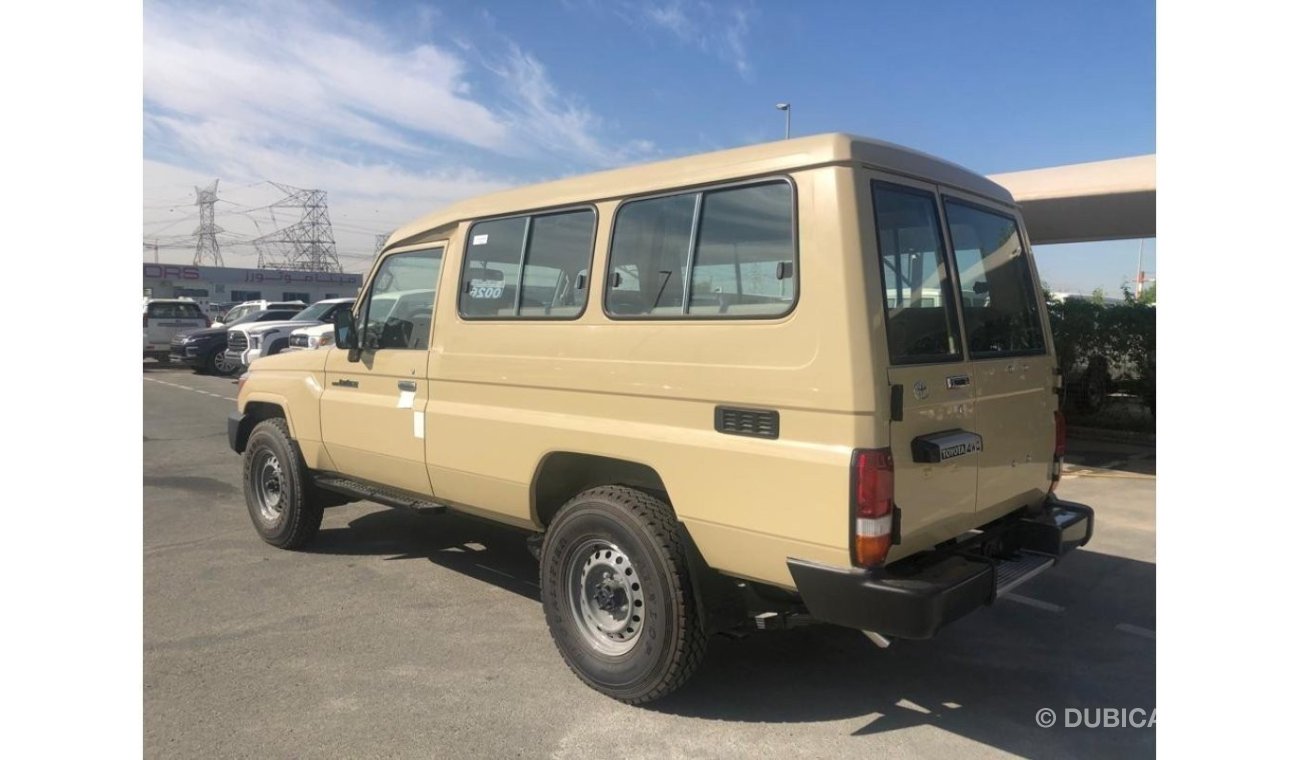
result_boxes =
[225,298,355,370]
[207,301,237,322]
[169,308,303,375]
[143,298,208,362]
[215,299,306,327]
[285,322,335,352]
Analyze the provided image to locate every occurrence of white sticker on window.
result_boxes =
[413,411,425,439]
[472,234,489,245]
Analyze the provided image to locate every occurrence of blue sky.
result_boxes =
[143,0,1155,292]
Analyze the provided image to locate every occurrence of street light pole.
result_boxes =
[775,102,790,139]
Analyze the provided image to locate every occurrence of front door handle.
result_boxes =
[397,380,417,392]
[331,379,359,388]
[946,374,971,389]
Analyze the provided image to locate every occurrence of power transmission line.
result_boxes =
[252,182,341,272]
[193,180,224,266]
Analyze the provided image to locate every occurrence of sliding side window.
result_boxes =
[605,180,796,318]
[459,208,596,319]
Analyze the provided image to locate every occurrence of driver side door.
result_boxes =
[319,246,444,495]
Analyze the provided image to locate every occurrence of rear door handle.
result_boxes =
[397,381,417,392]
[331,379,358,388]
[946,374,971,389]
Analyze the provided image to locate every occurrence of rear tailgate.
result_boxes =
[868,178,982,558]
[941,193,1056,520]
[145,302,207,349]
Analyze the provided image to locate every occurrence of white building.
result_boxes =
[142,263,363,311]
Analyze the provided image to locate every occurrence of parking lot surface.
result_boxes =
[144,363,1155,758]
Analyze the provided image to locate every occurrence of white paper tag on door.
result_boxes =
[413,411,425,439]
[397,390,415,409]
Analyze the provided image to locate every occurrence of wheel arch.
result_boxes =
[531,452,669,528]
[234,398,293,453]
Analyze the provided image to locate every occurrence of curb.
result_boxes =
[1068,426,1156,445]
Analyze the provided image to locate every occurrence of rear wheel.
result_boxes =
[540,486,707,704]
[242,418,323,549]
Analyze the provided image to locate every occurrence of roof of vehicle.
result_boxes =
[388,133,1014,247]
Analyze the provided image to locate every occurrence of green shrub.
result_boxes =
[1046,292,1156,416]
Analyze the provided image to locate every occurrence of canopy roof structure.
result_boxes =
[988,155,1155,245]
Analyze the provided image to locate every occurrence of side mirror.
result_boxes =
[333,309,361,362]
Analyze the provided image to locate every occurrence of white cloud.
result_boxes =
[626,1,756,76]
[143,0,648,268]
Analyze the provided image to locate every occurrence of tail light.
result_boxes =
[143,313,149,328]
[202,314,212,327]
[851,448,894,567]
[1049,410,1066,493]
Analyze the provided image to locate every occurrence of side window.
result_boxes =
[605,180,796,318]
[461,217,525,317]
[943,199,1046,357]
[606,194,695,316]
[871,182,962,364]
[358,248,444,350]
[688,183,795,316]
[459,209,596,319]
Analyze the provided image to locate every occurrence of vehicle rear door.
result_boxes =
[940,192,1056,521]
[867,177,980,549]
[319,246,444,495]
[145,301,206,350]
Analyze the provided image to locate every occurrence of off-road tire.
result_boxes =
[242,417,323,549]
[540,486,707,704]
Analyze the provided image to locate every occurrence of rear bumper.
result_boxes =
[787,498,1094,639]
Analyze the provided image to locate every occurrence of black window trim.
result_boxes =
[358,245,446,351]
[601,175,800,322]
[869,179,966,366]
[939,194,1048,361]
[456,204,599,322]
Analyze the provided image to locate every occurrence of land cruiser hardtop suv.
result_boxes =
[228,133,1094,704]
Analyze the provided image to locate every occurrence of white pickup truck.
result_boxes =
[224,298,354,369]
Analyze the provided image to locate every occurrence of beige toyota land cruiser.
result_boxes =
[228,133,1093,704]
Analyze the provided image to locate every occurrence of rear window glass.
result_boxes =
[147,302,204,320]
[944,199,1046,357]
[870,183,961,364]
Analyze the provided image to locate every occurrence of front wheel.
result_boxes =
[540,486,707,704]
[242,418,323,549]
[206,347,240,376]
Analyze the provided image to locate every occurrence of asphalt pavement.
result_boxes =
[144,362,1155,759]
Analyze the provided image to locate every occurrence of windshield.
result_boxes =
[291,301,341,322]
[224,310,266,327]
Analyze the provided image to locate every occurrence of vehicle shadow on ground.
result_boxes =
[308,507,542,602]
[143,360,194,373]
[650,547,1155,757]
[307,506,1154,757]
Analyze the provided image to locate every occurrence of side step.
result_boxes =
[994,551,1056,597]
[313,475,448,515]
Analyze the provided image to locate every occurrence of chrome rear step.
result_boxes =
[994,551,1056,596]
